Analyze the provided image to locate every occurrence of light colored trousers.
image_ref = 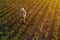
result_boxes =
[23,14,26,22]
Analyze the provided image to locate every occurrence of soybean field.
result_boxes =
[0,0,60,40]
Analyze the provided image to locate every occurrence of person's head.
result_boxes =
[21,8,24,10]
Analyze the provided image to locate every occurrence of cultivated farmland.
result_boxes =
[0,0,60,40]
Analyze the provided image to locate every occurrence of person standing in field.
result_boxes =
[20,8,26,22]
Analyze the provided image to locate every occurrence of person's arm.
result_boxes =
[24,10,26,15]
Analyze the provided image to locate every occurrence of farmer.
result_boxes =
[20,8,26,22]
